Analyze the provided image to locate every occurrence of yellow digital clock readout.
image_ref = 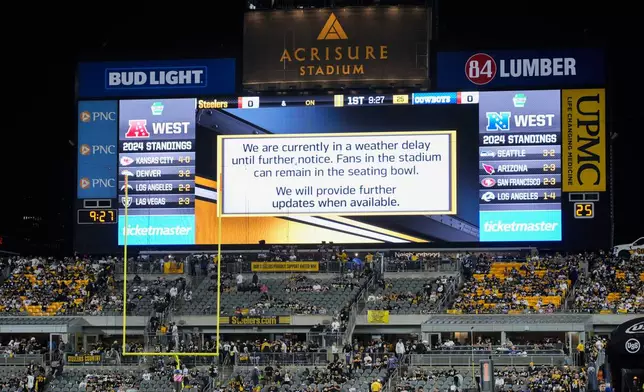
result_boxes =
[573,202,594,219]
[77,209,117,224]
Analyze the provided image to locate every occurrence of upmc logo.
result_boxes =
[562,89,606,192]
[79,111,116,122]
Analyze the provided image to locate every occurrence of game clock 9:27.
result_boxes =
[77,209,117,224]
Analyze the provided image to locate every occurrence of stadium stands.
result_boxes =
[0,251,625,392]
[365,276,456,314]
[226,361,391,392]
[179,272,368,316]
[572,255,644,313]
[0,257,113,316]
[393,365,588,391]
[449,256,579,314]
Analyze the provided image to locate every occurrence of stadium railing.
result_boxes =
[307,331,344,348]
[383,258,459,273]
[234,351,329,367]
[0,353,45,366]
[409,353,566,367]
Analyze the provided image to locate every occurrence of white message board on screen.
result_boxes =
[218,131,456,217]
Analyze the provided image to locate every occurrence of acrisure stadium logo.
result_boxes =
[279,12,389,77]
[625,338,641,354]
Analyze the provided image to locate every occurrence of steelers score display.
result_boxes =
[218,131,457,217]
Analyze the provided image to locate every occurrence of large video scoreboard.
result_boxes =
[75,89,609,253]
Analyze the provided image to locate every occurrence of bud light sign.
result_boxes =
[78,59,236,98]
[436,48,604,89]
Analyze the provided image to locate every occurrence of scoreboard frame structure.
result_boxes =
[120,175,222,358]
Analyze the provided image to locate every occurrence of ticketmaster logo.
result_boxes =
[480,210,562,242]
[483,221,559,233]
[123,224,192,236]
[118,215,195,245]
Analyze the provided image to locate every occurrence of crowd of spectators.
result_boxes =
[224,338,323,366]
[0,256,114,315]
[450,255,580,314]
[0,362,47,392]
[394,365,592,392]
[222,359,390,392]
[366,276,455,314]
[572,255,644,313]
[227,271,366,317]
[1,337,50,356]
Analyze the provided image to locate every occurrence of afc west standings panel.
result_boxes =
[118,99,196,246]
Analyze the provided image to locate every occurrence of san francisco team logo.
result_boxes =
[481,178,496,188]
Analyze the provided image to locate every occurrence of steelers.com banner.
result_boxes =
[243,8,429,89]
[562,89,606,192]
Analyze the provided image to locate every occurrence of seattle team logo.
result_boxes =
[465,53,497,85]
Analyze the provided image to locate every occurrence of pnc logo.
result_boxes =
[80,111,91,122]
[80,144,91,156]
[79,177,91,189]
[317,13,348,40]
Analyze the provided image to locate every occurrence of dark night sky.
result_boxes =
[2,2,640,252]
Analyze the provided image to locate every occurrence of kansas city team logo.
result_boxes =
[120,156,134,166]
[486,112,511,131]
[125,120,150,138]
[465,53,497,85]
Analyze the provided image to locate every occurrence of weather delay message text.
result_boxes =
[220,131,456,216]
